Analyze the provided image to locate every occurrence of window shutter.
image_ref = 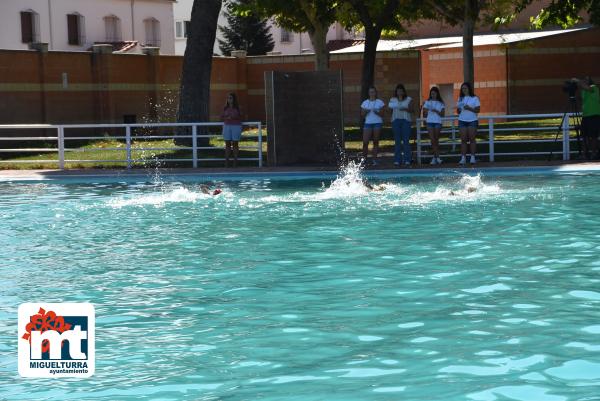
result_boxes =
[67,14,79,45]
[21,12,33,43]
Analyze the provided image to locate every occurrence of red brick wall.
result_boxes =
[245,52,421,125]
[507,28,600,114]
[422,44,508,116]
[0,27,598,126]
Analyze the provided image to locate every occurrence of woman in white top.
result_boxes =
[388,84,414,166]
[360,86,385,165]
[456,82,481,165]
[422,86,445,165]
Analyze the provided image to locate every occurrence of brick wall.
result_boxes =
[0,27,598,126]
[507,28,600,114]
[246,51,421,125]
[422,44,508,116]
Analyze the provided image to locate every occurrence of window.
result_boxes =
[144,18,161,47]
[104,15,121,42]
[20,10,40,43]
[280,28,292,43]
[67,13,85,46]
[175,20,191,39]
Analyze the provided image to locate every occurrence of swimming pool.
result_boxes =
[1,166,600,400]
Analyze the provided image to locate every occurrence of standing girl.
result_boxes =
[389,84,414,166]
[360,86,385,165]
[423,86,445,165]
[456,82,480,165]
[221,92,242,167]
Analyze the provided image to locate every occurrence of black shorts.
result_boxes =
[582,115,600,138]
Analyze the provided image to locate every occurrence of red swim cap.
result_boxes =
[213,189,222,195]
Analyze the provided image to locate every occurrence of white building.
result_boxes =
[173,0,226,55]
[0,0,175,54]
[270,23,362,55]
[173,0,360,56]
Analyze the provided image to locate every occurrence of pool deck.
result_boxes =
[1,160,600,182]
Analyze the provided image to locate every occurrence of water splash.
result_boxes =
[107,185,227,208]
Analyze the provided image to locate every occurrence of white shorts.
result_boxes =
[223,125,242,141]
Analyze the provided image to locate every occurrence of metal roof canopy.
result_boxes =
[331,27,590,54]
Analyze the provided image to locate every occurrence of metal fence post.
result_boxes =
[562,114,570,160]
[416,121,422,165]
[192,125,198,168]
[58,126,65,169]
[451,121,457,152]
[125,125,132,169]
[489,118,495,162]
[258,122,263,167]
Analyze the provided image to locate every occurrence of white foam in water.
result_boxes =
[404,173,502,205]
[108,187,212,208]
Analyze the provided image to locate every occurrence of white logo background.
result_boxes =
[18,303,95,378]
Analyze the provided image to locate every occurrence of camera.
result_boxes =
[563,79,578,98]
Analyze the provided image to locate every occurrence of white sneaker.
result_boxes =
[430,158,438,165]
[436,157,443,164]
[459,156,466,165]
[470,155,476,164]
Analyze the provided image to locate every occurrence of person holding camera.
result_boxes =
[577,77,600,159]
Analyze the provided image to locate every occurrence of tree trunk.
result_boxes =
[308,25,329,71]
[462,0,476,86]
[177,0,222,144]
[360,27,382,101]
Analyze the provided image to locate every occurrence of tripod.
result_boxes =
[549,96,582,161]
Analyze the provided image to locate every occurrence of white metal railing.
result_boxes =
[0,122,263,169]
[415,113,579,164]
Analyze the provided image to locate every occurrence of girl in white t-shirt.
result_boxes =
[422,86,445,165]
[456,82,480,165]
[388,83,414,166]
[360,86,385,165]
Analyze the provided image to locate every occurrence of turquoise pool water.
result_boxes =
[1,167,600,400]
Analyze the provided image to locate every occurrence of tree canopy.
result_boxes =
[218,0,274,56]
[338,0,425,100]
[510,0,600,28]
[238,0,340,70]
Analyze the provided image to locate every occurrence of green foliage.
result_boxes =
[237,0,339,34]
[499,0,598,29]
[530,0,599,28]
[218,0,275,56]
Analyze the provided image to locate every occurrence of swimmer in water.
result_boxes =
[362,179,386,192]
[200,185,222,196]
[449,186,477,196]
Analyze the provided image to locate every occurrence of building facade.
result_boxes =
[173,0,226,55]
[0,0,175,54]
[172,0,360,56]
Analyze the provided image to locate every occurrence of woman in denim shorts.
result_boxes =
[456,82,480,165]
[221,93,243,167]
[360,86,385,166]
[422,86,445,165]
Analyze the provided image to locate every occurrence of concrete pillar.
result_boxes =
[92,44,114,123]
[32,43,50,124]
[231,50,248,121]
[143,47,161,122]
